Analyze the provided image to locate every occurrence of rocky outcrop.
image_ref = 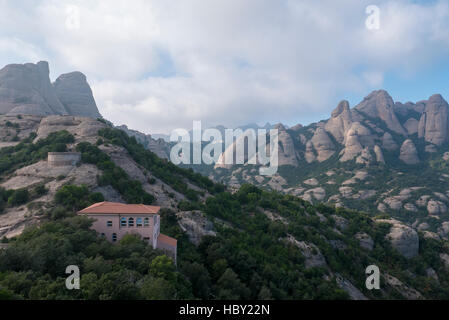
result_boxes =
[304,140,316,163]
[355,232,374,251]
[0,61,101,118]
[382,132,398,151]
[403,118,419,135]
[418,94,449,146]
[53,72,101,118]
[384,274,423,299]
[374,145,385,163]
[325,100,353,143]
[275,124,299,166]
[377,219,419,259]
[427,200,447,215]
[117,125,169,159]
[0,61,68,116]
[310,128,336,162]
[399,139,420,164]
[340,122,374,162]
[355,90,407,136]
[176,211,216,245]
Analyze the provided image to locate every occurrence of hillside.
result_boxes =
[191,90,449,236]
[1,116,449,299]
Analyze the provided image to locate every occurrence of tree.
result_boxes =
[216,268,250,300]
[140,276,175,300]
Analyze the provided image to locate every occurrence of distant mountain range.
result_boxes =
[189,90,449,236]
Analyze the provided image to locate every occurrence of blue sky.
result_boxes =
[0,0,449,133]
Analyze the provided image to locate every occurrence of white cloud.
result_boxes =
[0,0,449,133]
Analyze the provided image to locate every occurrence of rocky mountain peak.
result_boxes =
[274,123,287,131]
[331,100,350,118]
[418,93,449,145]
[355,90,407,136]
[53,71,101,118]
[0,61,101,119]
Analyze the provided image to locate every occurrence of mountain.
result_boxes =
[191,90,449,234]
[2,114,449,300]
[2,61,449,300]
[0,61,101,118]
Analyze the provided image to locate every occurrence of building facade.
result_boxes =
[78,202,177,263]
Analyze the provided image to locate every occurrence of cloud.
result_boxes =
[0,0,449,133]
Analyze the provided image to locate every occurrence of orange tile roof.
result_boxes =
[158,233,177,247]
[78,201,160,215]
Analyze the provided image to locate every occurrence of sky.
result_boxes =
[0,0,448,134]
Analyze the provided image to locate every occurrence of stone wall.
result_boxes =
[48,152,81,167]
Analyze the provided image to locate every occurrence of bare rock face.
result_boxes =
[403,118,419,135]
[399,139,420,164]
[355,90,407,136]
[304,140,316,163]
[340,122,373,161]
[176,211,216,246]
[418,94,449,146]
[53,72,102,118]
[382,132,398,151]
[0,61,102,119]
[310,128,336,162]
[374,145,385,163]
[384,274,423,299]
[117,124,169,159]
[427,200,448,215]
[35,115,107,143]
[0,61,68,116]
[355,147,373,164]
[355,232,374,251]
[325,100,352,143]
[377,219,419,259]
[274,124,298,166]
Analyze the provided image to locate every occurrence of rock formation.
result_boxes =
[377,219,419,259]
[310,127,336,162]
[354,90,407,136]
[53,72,101,118]
[0,61,102,118]
[418,94,449,146]
[399,139,420,164]
[0,61,68,116]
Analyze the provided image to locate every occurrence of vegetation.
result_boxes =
[0,130,74,175]
[98,128,225,199]
[76,142,155,204]
[1,126,449,300]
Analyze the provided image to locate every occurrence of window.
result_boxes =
[128,217,134,227]
[120,217,127,227]
[101,233,105,237]
[112,233,117,242]
[144,217,149,227]
[136,218,143,227]
[107,220,112,227]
